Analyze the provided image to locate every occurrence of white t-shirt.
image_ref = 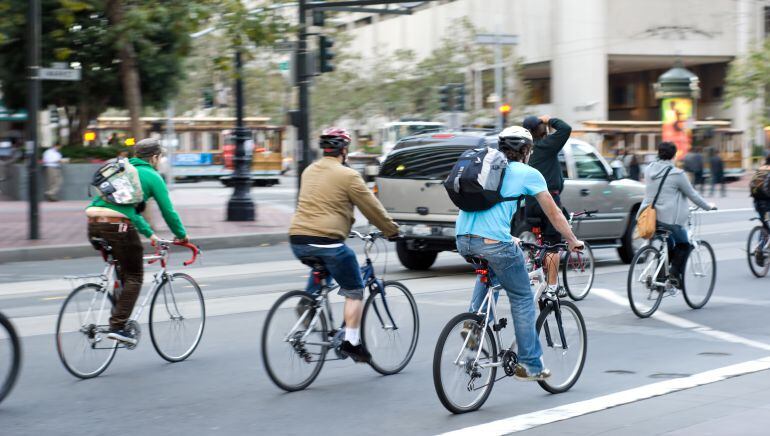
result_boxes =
[42,147,62,167]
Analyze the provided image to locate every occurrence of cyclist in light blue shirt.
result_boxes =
[455,126,583,381]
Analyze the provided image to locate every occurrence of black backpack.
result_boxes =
[443,147,521,212]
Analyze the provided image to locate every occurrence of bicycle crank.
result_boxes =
[124,320,141,350]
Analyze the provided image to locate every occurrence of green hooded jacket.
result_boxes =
[88,157,186,239]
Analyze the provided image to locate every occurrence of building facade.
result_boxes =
[335,0,768,158]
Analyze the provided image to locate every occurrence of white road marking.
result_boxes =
[438,355,770,436]
[592,287,770,351]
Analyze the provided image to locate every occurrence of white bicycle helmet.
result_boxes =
[498,126,533,151]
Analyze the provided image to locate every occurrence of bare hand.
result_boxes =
[150,234,160,246]
[175,236,189,244]
[539,115,550,124]
[568,239,584,252]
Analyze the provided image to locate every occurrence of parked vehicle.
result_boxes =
[376,131,646,270]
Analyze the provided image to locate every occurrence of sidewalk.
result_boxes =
[0,194,295,263]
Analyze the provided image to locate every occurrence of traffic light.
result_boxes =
[312,10,325,26]
[318,35,335,73]
[439,85,451,112]
[454,84,466,112]
[499,104,512,124]
[202,88,214,109]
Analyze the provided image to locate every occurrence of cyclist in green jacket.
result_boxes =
[85,138,188,345]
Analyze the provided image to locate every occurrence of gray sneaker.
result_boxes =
[107,329,137,346]
[513,364,551,381]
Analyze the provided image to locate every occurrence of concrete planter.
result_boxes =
[0,163,101,201]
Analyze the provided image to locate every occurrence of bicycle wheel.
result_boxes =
[149,273,206,363]
[0,312,21,405]
[362,281,419,375]
[747,226,770,278]
[627,246,664,318]
[536,300,587,394]
[261,291,328,392]
[433,313,498,414]
[56,283,118,379]
[682,240,716,309]
[562,244,595,300]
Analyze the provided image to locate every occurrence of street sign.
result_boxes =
[39,68,81,81]
[474,34,519,45]
[279,61,289,72]
[273,40,297,52]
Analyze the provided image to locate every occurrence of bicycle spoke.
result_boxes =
[149,273,205,362]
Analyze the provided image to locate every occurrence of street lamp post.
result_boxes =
[27,0,41,239]
[226,50,256,221]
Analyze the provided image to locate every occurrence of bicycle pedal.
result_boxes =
[493,318,507,332]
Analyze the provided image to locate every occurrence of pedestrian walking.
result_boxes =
[708,148,726,197]
[683,147,705,193]
[42,143,63,201]
[623,149,641,181]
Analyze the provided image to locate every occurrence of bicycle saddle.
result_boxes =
[89,237,112,253]
[299,256,327,270]
[464,255,488,266]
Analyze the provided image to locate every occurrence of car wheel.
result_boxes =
[396,240,438,270]
[617,207,641,264]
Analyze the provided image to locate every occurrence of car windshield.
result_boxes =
[380,145,469,180]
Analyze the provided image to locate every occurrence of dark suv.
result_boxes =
[376,131,646,270]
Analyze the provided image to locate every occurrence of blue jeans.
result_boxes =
[290,243,365,300]
[657,222,690,277]
[456,235,543,373]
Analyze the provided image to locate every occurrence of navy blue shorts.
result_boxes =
[291,243,365,300]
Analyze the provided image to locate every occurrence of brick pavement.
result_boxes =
[0,198,293,249]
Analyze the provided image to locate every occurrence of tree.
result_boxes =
[725,37,770,127]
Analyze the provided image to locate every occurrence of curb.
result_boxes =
[0,231,290,264]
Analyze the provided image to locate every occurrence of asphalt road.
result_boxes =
[1,191,769,435]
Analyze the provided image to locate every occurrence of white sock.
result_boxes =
[345,327,360,346]
[548,284,559,291]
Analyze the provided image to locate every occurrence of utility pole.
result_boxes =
[296,0,311,179]
[226,50,256,221]
[27,0,41,240]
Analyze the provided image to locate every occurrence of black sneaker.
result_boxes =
[339,340,371,363]
[756,249,766,267]
[107,328,137,346]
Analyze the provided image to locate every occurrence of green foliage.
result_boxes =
[725,37,770,126]
[61,144,124,161]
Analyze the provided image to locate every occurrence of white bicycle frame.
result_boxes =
[454,255,551,370]
[67,248,181,338]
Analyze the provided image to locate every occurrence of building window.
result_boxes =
[525,78,551,105]
[611,83,636,108]
[765,6,770,36]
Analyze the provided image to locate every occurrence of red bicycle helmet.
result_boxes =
[320,127,351,151]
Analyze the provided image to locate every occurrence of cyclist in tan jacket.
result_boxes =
[289,127,399,362]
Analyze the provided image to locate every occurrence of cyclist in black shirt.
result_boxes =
[523,115,572,295]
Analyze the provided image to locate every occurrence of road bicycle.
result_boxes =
[432,241,587,414]
[747,214,770,278]
[0,311,21,405]
[520,209,596,300]
[262,231,419,392]
[55,239,204,379]
[627,208,716,318]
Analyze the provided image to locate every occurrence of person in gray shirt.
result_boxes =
[638,142,716,286]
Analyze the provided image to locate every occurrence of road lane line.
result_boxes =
[592,287,770,351]
[438,355,770,436]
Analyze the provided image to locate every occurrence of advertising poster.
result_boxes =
[661,97,693,160]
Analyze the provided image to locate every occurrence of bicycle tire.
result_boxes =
[627,246,664,318]
[682,240,716,309]
[747,226,770,278]
[261,291,328,392]
[433,312,498,414]
[536,300,587,394]
[149,273,206,363]
[0,312,21,405]
[362,280,419,375]
[562,243,595,301]
[55,283,118,379]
